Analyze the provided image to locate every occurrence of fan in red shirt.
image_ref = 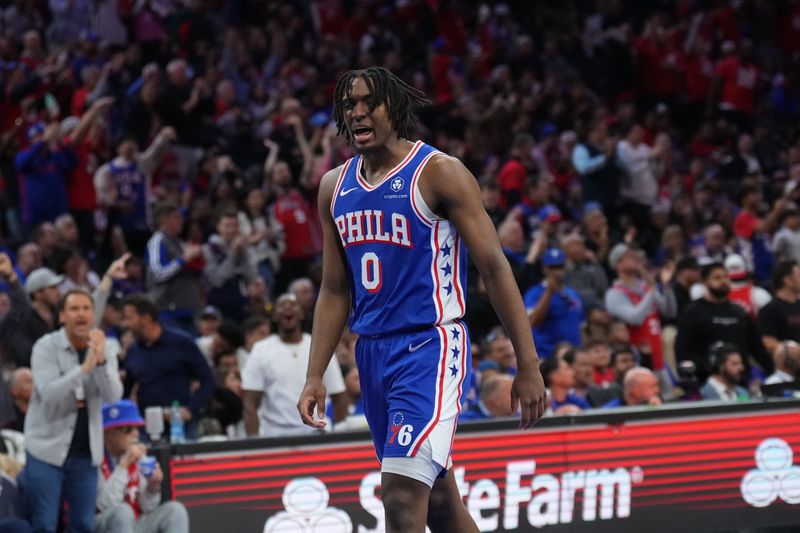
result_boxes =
[684,40,714,109]
[70,65,102,117]
[586,340,616,388]
[734,182,787,240]
[496,133,534,209]
[714,41,759,130]
[779,1,800,55]
[270,160,321,293]
[632,21,685,101]
[62,97,114,250]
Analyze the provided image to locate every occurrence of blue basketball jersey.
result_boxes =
[109,160,148,230]
[330,141,467,336]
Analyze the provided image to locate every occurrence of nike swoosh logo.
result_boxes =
[340,187,359,197]
[409,338,433,352]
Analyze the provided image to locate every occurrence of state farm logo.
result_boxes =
[264,477,352,532]
[741,438,800,507]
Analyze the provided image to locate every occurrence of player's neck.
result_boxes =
[359,137,414,185]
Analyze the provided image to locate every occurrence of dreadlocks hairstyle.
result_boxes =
[332,67,431,144]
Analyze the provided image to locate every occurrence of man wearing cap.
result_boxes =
[0,252,128,369]
[562,233,609,310]
[605,243,676,373]
[20,288,123,532]
[95,400,189,533]
[524,248,584,359]
[14,121,77,231]
[0,255,62,368]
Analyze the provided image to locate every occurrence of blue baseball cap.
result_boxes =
[541,248,566,267]
[310,112,330,128]
[538,204,562,223]
[27,122,45,141]
[582,201,603,218]
[538,123,558,139]
[103,400,145,430]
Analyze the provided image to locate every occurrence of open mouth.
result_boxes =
[352,126,373,143]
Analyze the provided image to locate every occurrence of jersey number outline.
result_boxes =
[361,252,382,293]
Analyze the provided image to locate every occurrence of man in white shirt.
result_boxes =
[616,122,662,237]
[242,294,347,437]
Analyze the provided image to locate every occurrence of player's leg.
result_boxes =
[380,323,477,532]
[381,437,442,531]
[381,472,431,532]
[428,473,479,533]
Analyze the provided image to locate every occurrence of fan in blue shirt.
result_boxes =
[540,357,590,414]
[524,248,584,359]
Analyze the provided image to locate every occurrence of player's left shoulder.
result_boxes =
[425,151,466,175]
[421,151,472,188]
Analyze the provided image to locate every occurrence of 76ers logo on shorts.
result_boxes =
[388,412,414,446]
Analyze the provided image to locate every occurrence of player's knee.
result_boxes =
[382,483,426,529]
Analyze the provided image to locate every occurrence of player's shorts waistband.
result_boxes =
[356,321,464,340]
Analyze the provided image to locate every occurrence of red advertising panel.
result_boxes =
[171,408,800,532]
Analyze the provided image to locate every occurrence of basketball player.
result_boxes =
[298,68,546,532]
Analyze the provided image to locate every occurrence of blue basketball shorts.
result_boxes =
[355,322,472,473]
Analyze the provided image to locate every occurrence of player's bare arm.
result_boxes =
[297,165,352,428]
[419,154,547,428]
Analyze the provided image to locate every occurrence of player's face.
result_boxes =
[342,77,392,151]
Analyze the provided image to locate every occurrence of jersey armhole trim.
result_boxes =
[329,158,354,218]
[410,151,445,227]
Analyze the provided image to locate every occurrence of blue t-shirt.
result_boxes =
[550,393,591,412]
[523,283,584,359]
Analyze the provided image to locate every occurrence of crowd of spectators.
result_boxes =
[0,0,799,529]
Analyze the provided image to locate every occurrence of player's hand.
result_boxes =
[511,366,547,429]
[297,378,327,429]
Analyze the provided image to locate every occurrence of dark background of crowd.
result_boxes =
[0,0,797,444]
